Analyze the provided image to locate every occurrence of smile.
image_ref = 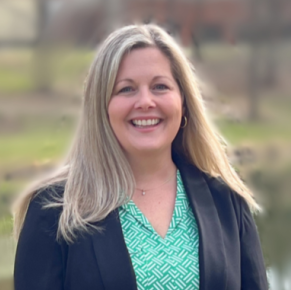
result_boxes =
[131,119,161,127]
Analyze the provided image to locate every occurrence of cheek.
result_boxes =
[107,100,120,136]
[108,98,123,122]
[172,101,183,131]
[171,98,183,120]
[107,97,130,140]
[108,96,132,118]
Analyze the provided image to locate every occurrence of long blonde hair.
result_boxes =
[14,24,259,243]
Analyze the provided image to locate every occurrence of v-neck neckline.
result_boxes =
[121,170,189,240]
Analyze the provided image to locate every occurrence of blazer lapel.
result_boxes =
[91,210,137,290]
[174,155,228,290]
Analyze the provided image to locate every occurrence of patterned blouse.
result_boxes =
[118,170,200,290]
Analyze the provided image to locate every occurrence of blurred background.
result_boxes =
[0,0,290,289]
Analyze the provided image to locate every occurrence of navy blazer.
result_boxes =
[14,154,268,290]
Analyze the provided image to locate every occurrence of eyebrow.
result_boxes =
[153,75,173,82]
[115,78,135,85]
[115,75,173,85]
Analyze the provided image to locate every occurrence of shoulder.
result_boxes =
[173,151,247,214]
[203,174,243,208]
[30,183,64,214]
[33,183,65,203]
[15,185,67,289]
[23,184,65,239]
[202,172,252,230]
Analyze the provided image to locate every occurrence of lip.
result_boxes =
[129,117,162,132]
[131,123,161,133]
[130,116,162,121]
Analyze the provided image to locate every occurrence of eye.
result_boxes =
[118,86,133,93]
[154,84,168,91]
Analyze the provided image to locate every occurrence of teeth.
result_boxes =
[132,119,160,127]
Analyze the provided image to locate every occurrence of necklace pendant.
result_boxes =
[142,191,146,196]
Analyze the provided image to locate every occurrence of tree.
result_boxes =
[33,0,52,94]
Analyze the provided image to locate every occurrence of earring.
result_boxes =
[180,116,187,128]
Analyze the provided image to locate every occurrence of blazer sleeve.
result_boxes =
[14,190,64,290]
[240,197,269,290]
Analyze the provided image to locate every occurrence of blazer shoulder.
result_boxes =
[202,173,248,225]
[202,172,240,200]
[33,183,65,204]
[15,184,66,290]
[25,183,65,235]
[174,152,246,218]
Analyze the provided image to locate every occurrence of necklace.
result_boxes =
[135,170,177,196]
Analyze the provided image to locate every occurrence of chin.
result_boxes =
[128,143,171,155]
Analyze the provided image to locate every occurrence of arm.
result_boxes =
[14,190,64,290]
[240,198,269,290]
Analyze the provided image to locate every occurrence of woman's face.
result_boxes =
[108,47,183,158]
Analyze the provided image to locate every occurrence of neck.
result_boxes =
[126,150,176,190]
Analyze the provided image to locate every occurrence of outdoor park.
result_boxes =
[0,0,291,289]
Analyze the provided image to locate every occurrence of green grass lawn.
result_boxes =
[0,278,13,290]
[217,118,291,145]
[0,236,16,280]
[0,128,73,169]
[0,48,94,95]
[0,117,76,282]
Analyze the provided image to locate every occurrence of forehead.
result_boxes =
[116,47,174,80]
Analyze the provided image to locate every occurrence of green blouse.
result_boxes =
[118,170,200,290]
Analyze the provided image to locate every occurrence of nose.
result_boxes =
[134,87,156,110]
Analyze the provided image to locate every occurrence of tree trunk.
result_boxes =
[34,0,52,94]
[248,0,261,121]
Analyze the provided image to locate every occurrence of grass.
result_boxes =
[217,119,291,145]
[0,181,24,219]
[0,69,34,94]
[0,48,94,95]
[53,49,95,78]
[0,216,13,236]
[202,41,249,63]
[0,130,72,168]
[0,117,75,170]
[215,95,291,145]
[0,278,13,290]
[0,49,34,94]
[0,236,16,280]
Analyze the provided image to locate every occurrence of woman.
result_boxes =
[14,24,268,290]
